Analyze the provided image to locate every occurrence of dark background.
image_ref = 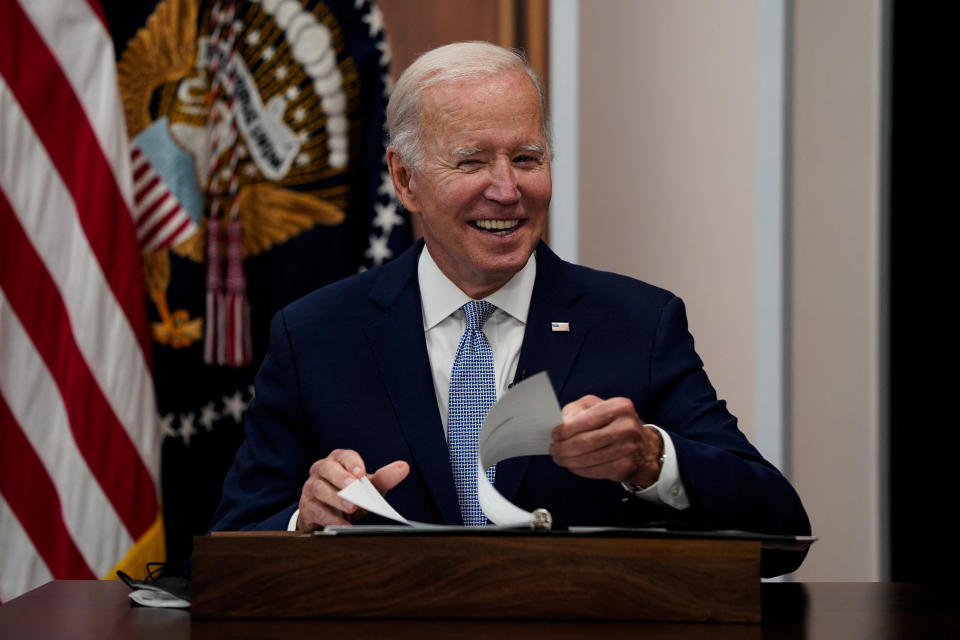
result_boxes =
[888,0,955,586]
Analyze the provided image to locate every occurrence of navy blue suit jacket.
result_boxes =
[211,241,810,573]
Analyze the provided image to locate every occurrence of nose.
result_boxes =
[483,158,521,205]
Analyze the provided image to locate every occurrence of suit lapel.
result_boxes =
[495,243,588,503]
[363,243,462,525]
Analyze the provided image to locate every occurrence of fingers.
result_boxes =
[326,448,367,481]
[554,396,638,441]
[555,426,662,484]
[296,450,410,532]
[369,460,410,495]
[296,449,367,532]
[549,416,643,467]
[560,394,603,420]
[562,451,644,481]
[297,483,352,531]
[296,495,351,530]
[550,396,663,486]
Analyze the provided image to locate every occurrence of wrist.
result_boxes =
[624,426,665,490]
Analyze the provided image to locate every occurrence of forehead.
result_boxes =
[417,71,544,150]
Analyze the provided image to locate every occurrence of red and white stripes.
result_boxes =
[0,0,162,602]
[131,147,197,252]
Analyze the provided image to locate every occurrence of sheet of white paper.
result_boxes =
[337,476,411,525]
[477,372,562,526]
[336,478,456,529]
[334,372,562,530]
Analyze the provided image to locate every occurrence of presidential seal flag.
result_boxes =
[0,0,164,602]
[106,0,408,569]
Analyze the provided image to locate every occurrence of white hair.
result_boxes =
[386,41,551,168]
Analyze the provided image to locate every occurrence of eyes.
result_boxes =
[513,154,541,166]
[456,153,543,171]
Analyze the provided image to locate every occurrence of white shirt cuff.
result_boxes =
[287,508,300,531]
[623,425,690,510]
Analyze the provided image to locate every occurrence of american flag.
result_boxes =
[0,0,162,602]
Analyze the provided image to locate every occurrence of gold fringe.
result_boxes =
[104,509,166,581]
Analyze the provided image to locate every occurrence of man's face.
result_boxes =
[389,70,551,298]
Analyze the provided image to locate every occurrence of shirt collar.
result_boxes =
[418,244,537,331]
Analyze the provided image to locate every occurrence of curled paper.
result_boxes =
[336,372,562,529]
[476,372,561,527]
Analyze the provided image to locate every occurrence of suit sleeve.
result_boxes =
[648,296,811,573]
[208,309,314,531]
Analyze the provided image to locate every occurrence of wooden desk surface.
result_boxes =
[0,580,956,639]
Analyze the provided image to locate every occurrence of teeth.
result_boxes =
[474,219,519,231]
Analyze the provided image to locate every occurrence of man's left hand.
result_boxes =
[550,395,664,488]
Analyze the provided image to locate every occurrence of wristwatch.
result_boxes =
[620,451,666,495]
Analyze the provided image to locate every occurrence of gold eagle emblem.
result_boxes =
[117,0,356,348]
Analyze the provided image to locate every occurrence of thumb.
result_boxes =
[368,460,410,495]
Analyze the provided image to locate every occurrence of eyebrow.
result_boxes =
[516,144,546,155]
[450,144,546,158]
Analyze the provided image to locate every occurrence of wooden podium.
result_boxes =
[192,531,762,622]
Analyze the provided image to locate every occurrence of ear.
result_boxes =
[386,147,420,214]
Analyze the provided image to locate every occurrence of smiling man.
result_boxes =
[389,64,551,299]
[211,42,810,576]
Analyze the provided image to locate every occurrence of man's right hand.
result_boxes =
[296,449,409,532]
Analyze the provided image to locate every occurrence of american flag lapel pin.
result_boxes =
[551,322,570,332]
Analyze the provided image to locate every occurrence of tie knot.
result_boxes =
[461,300,496,332]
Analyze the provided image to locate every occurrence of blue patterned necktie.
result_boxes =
[448,300,497,526]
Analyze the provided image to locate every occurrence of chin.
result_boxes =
[479,250,533,279]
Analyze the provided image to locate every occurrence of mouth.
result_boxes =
[471,219,521,235]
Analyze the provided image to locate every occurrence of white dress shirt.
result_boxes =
[418,245,534,433]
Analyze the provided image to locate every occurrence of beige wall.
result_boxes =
[790,0,885,581]
[578,1,757,441]
[573,1,885,580]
